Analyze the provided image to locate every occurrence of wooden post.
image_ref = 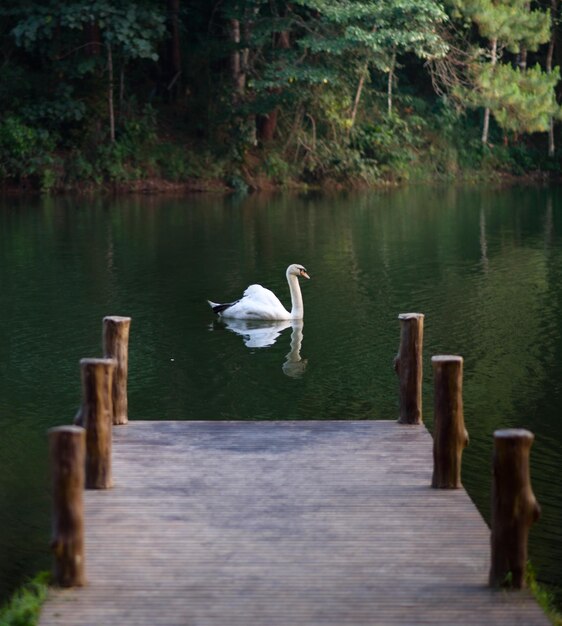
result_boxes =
[489,429,541,588]
[48,425,86,587]
[103,315,131,425]
[393,313,424,425]
[431,355,469,488]
[74,358,117,489]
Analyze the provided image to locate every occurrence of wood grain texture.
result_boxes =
[48,426,86,588]
[394,313,424,425]
[102,316,131,425]
[431,355,469,489]
[75,358,116,489]
[40,421,550,625]
[489,429,541,589]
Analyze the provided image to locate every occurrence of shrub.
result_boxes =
[0,572,50,626]
[0,117,56,182]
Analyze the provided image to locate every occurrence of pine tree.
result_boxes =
[452,0,557,143]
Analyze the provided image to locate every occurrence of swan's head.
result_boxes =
[287,264,310,280]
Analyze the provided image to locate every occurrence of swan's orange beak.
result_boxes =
[300,270,310,279]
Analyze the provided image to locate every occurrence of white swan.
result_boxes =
[208,264,310,320]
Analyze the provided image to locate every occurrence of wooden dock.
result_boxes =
[39,420,550,626]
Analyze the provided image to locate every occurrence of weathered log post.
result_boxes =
[431,355,469,488]
[393,313,424,425]
[48,425,86,587]
[74,358,116,489]
[103,315,131,425]
[489,429,541,589]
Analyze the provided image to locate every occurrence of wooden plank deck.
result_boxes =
[39,421,550,626]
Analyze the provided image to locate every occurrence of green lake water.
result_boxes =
[1,187,561,605]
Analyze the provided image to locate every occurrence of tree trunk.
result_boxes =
[119,63,125,112]
[393,313,424,425]
[103,316,131,425]
[489,429,541,588]
[547,0,558,156]
[519,2,530,70]
[107,43,115,143]
[431,356,469,488]
[257,31,290,143]
[388,47,397,116]
[49,426,86,587]
[349,26,376,134]
[230,17,256,147]
[167,0,182,100]
[75,358,116,489]
[85,21,101,57]
[230,19,245,104]
[482,38,498,145]
[349,70,367,136]
[258,110,279,143]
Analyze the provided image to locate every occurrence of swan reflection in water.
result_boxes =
[214,318,307,378]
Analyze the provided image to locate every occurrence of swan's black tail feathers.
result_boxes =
[208,300,239,315]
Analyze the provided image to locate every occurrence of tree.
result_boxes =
[11,1,166,143]
[546,0,559,155]
[165,0,183,102]
[293,0,449,124]
[451,0,556,143]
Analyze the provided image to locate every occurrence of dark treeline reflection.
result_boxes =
[1,186,561,603]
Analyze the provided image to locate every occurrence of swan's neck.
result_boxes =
[287,272,304,319]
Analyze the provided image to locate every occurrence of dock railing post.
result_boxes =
[394,313,424,425]
[74,357,117,489]
[48,425,86,587]
[489,429,541,588]
[431,355,469,488]
[103,315,131,425]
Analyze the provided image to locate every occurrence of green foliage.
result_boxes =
[290,0,449,97]
[60,104,158,184]
[11,1,166,61]
[244,0,448,132]
[478,64,561,134]
[227,175,250,194]
[0,116,56,182]
[0,0,560,190]
[297,137,380,184]
[151,144,193,182]
[451,0,557,140]
[95,142,142,182]
[3,0,166,165]
[21,87,86,127]
[526,562,562,626]
[351,115,427,178]
[0,572,50,626]
[262,152,292,183]
[458,60,562,137]
[426,101,482,172]
[452,0,551,52]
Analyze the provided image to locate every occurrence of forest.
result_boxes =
[1,0,562,192]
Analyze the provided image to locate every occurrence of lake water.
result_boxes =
[1,187,561,605]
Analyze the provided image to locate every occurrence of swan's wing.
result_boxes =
[242,284,285,309]
[222,299,289,320]
[219,284,289,320]
[211,284,290,320]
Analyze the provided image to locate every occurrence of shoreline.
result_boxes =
[1,168,559,197]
